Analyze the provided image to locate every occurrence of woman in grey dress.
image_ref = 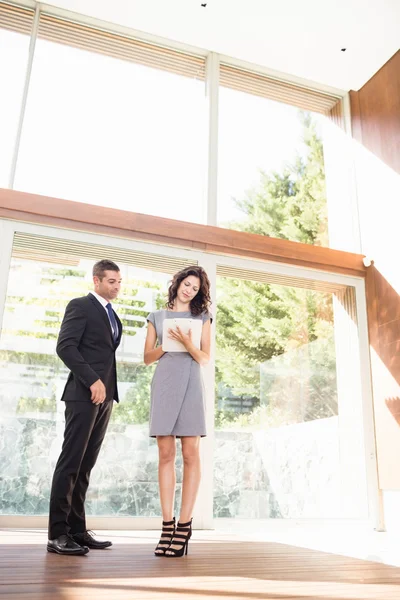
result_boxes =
[144,266,211,557]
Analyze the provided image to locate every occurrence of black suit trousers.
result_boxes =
[48,400,113,539]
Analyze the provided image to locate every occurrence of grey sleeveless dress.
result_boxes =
[146,310,211,437]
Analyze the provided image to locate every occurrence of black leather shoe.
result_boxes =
[47,534,89,555]
[72,530,112,549]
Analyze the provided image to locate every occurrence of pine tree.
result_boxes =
[216,111,337,427]
[232,111,328,245]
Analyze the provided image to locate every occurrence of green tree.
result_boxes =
[2,265,165,416]
[232,112,328,246]
[111,364,155,424]
[216,111,337,427]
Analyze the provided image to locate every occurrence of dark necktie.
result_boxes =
[106,303,118,342]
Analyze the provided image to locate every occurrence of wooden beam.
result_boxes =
[0,188,366,277]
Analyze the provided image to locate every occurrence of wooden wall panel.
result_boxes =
[351,50,400,490]
[365,266,400,488]
[350,51,400,175]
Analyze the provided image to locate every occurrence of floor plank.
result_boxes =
[1,529,400,599]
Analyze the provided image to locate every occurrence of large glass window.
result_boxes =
[0,229,372,523]
[217,66,340,248]
[214,268,368,519]
[14,16,207,223]
[0,4,33,187]
[0,233,196,517]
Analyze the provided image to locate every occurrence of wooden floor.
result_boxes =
[1,529,400,599]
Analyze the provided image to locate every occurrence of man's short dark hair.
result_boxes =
[93,259,120,280]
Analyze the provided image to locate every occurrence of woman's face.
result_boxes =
[177,275,201,305]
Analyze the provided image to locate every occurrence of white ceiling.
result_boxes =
[39,0,400,91]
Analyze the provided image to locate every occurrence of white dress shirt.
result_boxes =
[90,291,118,337]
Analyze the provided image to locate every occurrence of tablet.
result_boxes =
[162,318,203,352]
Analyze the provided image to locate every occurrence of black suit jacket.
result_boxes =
[56,294,123,403]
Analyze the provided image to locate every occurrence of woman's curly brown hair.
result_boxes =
[167,266,211,317]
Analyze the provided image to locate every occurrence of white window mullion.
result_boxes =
[8,3,40,189]
[0,220,15,329]
[205,52,219,227]
[194,252,217,528]
[354,277,384,531]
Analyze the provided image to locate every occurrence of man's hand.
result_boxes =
[90,379,106,404]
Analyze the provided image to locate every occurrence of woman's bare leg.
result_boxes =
[166,436,200,555]
[157,435,176,520]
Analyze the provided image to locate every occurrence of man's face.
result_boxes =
[93,270,122,302]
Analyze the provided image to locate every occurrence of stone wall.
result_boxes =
[1,406,343,518]
[214,418,341,518]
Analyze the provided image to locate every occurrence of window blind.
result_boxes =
[220,63,342,115]
[37,13,205,81]
[12,232,197,275]
[216,264,348,294]
[0,1,34,35]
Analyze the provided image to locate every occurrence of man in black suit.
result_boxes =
[47,259,123,555]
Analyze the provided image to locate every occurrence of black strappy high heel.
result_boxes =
[154,517,175,556]
[165,518,192,557]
